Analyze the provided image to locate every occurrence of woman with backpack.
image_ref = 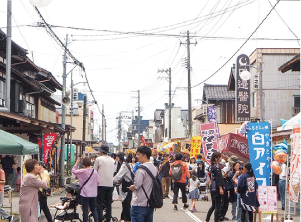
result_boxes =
[113,154,135,222]
[205,152,225,222]
[237,162,259,222]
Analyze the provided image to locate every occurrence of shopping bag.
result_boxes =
[113,186,119,201]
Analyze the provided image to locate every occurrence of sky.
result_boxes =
[0,0,300,145]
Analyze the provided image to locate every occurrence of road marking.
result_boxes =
[181,208,203,222]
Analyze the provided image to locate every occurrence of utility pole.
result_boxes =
[180,31,197,140]
[82,95,87,156]
[158,68,172,140]
[69,70,73,176]
[118,112,122,151]
[138,90,141,147]
[102,104,105,144]
[60,34,68,186]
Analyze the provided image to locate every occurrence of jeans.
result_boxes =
[0,193,10,219]
[231,201,237,220]
[81,196,98,222]
[121,192,132,221]
[39,192,52,222]
[131,206,154,222]
[172,182,187,204]
[97,186,113,222]
[236,193,242,222]
[279,179,286,208]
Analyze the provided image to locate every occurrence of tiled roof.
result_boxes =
[203,84,235,101]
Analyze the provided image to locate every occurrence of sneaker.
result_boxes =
[174,205,178,211]
[7,215,13,222]
[183,204,189,208]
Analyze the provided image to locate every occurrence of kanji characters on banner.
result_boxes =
[289,125,300,202]
[247,122,271,186]
[200,122,218,164]
[208,106,220,137]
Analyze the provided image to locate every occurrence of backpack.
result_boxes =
[138,165,163,209]
[171,162,183,181]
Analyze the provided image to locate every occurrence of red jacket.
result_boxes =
[169,160,190,183]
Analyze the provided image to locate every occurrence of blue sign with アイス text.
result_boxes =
[247,122,271,186]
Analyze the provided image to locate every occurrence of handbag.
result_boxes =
[121,163,134,193]
[42,188,52,196]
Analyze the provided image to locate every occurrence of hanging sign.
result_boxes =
[190,136,202,158]
[200,122,218,165]
[236,54,250,122]
[42,134,57,164]
[289,125,300,202]
[208,106,220,137]
[247,122,271,186]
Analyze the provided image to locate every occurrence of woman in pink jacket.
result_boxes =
[19,159,48,222]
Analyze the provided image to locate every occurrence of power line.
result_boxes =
[192,0,281,88]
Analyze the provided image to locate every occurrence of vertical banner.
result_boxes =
[236,54,250,122]
[190,136,202,158]
[289,125,300,202]
[43,134,57,164]
[141,136,146,145]
[208,106,220,137]
[200,122,218,164]
[247,122,271,186]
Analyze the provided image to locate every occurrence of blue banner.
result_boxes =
[208,106,220,137]
[247,122,271,186]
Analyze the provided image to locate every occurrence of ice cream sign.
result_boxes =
[289,125,300,202]
[247,122,271,186]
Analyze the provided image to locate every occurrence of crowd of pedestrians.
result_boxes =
[11,145,267,222]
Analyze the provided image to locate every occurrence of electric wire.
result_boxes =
[191,0,281,88]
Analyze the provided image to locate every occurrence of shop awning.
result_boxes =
[0,129,39,155]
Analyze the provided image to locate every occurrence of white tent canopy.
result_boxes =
[282,112,301,130]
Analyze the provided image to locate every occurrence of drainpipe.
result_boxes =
[0,0,12,113]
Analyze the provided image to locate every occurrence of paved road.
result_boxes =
[7,191,300,222]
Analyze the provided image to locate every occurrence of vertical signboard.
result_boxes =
[247,122,271,186]
[258,186,278,213]
[289,125,300,202]
[200,122,218,164]
[208,106,220,137]
[236,54,250,122]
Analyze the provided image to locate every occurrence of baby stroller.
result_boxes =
[53,183,82,222]
[198,177,208,201]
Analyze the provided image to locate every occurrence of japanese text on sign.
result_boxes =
[200,122,218,165]
[236,54,251,122]
[247,122,271,186]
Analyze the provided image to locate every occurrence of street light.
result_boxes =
[29,0,51,7]
[239,64,264,121]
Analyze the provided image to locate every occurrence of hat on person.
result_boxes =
[38,161,46,169]
[98,144,110,154]
[219,159,226,167]
[228,155,239,163]
[222,167,230,174]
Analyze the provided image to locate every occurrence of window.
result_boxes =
[25,95,35,118]
[0,79,5,107]
[294,96,300,108]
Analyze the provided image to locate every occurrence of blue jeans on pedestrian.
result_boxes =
[279,179,286,208]
[237,193,249,222]
[81,196,98,222]
[131,206,154,222]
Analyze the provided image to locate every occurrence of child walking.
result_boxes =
[187,170,200,212]
[15,167,21,192]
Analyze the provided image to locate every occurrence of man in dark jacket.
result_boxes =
[159,154,171,198]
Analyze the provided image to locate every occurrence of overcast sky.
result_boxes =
[0,0,300,144]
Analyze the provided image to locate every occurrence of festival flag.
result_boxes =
[200,122,218,164]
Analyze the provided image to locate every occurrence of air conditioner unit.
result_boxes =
[18,100,26,113]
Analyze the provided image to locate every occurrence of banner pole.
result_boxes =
[270,119,273,186]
